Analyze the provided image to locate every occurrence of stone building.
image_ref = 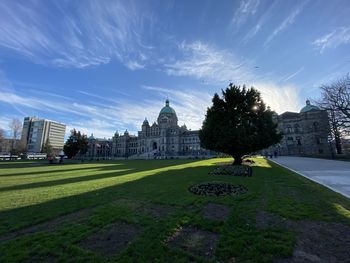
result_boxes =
[270,100,331,156]
[86,99,213,159]
[85,134,112,159]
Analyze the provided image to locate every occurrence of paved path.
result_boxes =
[271,156,350,199]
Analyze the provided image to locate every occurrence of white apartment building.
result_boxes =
[21,117,66,153]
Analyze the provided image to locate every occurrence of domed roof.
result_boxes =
[142,118,149,125]
[89,133,95,140]
[300,100,320,113]
[159,99,176,115]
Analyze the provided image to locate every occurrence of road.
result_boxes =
[271,156,350,199]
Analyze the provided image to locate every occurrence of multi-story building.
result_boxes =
[269,100,331,156]
[21,117,66,153]
[85,99,213,159]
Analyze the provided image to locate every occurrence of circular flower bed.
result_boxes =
[189,182,248,196]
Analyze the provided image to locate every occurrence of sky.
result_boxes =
[0,0,349,139]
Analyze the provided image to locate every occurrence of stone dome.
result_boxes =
[157,99,178,126]
[300,100,320,113]
[159,99,177,115]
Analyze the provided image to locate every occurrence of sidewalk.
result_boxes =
[271,156,350,199]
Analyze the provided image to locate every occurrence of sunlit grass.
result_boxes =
[334,203,350,219]
[0,158,350,262]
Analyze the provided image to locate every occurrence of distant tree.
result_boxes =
[199,84,282,165]
[318,74,350,153]
[64,129,88,158]
[42,138,54,157]
[0,127,4,141]
[9,118,22,156]
[0,128,4,152]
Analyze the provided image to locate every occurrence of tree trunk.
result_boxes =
[335,136,342,154]
[232,155,242,165]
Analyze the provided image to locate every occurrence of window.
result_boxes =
[285,125,293,134]
[313,122,319,132]
[294,124,301,133]
[287,137,294,145]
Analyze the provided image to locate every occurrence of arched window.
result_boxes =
[313,122,319,132]
[285,125,293,134]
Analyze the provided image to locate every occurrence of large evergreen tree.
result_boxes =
[63,129,88,159]
[199,84,282,165]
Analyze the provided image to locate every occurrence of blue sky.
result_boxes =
[0,0,349,138]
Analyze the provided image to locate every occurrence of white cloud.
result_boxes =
[0,74,211,138]
[253,82,302,113]
[264,1,308,46]
[231,0,260,27]
[312,27,350,53]
[163,40,302,114]
[280,66,305,82]
[164,41,252,85]
[0,0,152,69]
[241,0,279,43]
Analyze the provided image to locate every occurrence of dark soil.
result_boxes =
[0,208,94,243]
[80,222,143,258]
[136,203,175,220]
[202,203,231,221]
[256,211,350,262]
[189,182,248,196]
[209,165,252,176]
[167,225,219,260]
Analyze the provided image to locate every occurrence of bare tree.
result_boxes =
[318,74,350,154]
[319,74,350,127]
[9,118,22,156]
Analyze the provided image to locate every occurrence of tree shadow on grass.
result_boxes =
[0,167,136,192]
[0,164,125,177]
[0,160,210,234]
[1,159,350,238]
[0,160,205,194]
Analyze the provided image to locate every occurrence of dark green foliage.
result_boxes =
[42,138,53,157]
[63,129,88,159]
[199,84,282,165]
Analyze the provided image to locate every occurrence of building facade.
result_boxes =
[270,100,331,156]
[21,117,66,153]
[85,99,213,159]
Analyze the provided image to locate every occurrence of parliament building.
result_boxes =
[269,100,331,156]
[86,99,213,159]
[85,99,332,159]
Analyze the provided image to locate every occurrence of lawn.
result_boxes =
[0,158,349,262]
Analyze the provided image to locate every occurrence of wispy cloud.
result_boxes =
[280,66,305,82]
[164,41,252,84]
[254,82,302,113]
[241,0,278,43]
[231,0,260,28]
[163,40,302,113]
[312,27,350,53]
[264,1,308,46]
[0,0,153,69]
[0,72,211,137]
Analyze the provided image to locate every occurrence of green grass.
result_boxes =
[0,158,349,262]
